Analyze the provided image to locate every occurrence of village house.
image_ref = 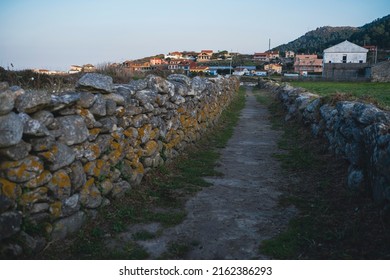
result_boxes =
[266,50,280,60]
[33,69,50,75]
[197,50,213,62]
[253,52,269,62]
[69,65,83,74]
[293,54,323,75]
[322,40,369,80]
[190,64,209,73]
[82,64,96,72]
[123,61,152,72]
[264,63,283,74]
[253,50,280,62]
[150,57,165,65]
[323,40,368,64]
[285,51,295,58]
[165,52,183,59]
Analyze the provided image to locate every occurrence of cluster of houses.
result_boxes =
[32,41,381,81]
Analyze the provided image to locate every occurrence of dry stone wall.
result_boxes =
[260,79,390,209]
[0,73,239,256]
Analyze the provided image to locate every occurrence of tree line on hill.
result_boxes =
[275,14,390,55]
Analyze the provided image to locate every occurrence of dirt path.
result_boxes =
[107,87,295,259]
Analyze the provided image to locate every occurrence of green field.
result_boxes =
[289,81,390,109]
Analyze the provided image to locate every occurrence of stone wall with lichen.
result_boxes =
[259,79,390,209]
[0,73,239,257]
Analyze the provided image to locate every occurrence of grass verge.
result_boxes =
[289,81,390,109]
[35,87,246,259]
[254,88,390,259]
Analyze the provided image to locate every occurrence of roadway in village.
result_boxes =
[107,86,296,259]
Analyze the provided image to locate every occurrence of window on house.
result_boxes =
[342,55,347,63]
[359,60,363,63]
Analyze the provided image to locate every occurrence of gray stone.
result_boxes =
[0,112,23,148]
[353,103,388,125]
[62,194,80,217]
[51,211,86,241]
[146,75,175,96]
[32,110,55,127]
[69,161,86,190]
[191,76,207,95]
[167,74,192,87]
[128,79,148,91]
[0,211,22,240]
[18,112,50,136]
[39,143,76,171]
[77,92,96,108]
[89,93,107,117]
[0,195,13,213]
[47,169,71,200]
[347,166,365,192]
[0,90,15,115]
[132,114,148,128]
[15,90,51,113]
[171,94,185,105]
[103,93,125,106]
[80,183,102,209]
[94,134,112,154]
[99,116,118,133]
[29,136,55,152]
[135,89,158,105]
[76,73,113,94]
[112,180,131,198]
[24,170,52,189]
[0,140,31,160]
[57,115,89,145]
[31,203,50,214]
[106,99,117,116]
[50,92,81,111]
[114,84,136,98]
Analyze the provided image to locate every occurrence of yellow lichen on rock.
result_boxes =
[49,201,62,218]
[143,140,158,157]
[19,187,48,206]
[0,178,21,200]
[0,156,43,183]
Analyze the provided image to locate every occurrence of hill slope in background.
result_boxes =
[275,14,390,54]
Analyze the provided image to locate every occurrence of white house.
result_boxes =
[323,40,368,64]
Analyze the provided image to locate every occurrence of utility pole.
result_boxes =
[269,38,271,52]
[375,46,378,64]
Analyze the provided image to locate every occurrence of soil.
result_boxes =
[106,87,296,259]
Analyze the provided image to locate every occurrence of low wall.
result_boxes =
[259,79,390,207]
[372,61,390,82]
[0,73,239,256]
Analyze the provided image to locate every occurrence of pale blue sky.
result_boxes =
[0,0,388,71]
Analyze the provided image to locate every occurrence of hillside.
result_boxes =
[275,14,390,54]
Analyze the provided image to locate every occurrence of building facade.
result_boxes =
[323,40,368,64]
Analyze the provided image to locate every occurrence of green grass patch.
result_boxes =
[290,81,390,109]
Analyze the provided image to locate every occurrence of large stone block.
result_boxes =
[57,115,89,145]
[15,90,51,113]
[76,73,113,94]
[0,112,23,148]
[0,211,22,240]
